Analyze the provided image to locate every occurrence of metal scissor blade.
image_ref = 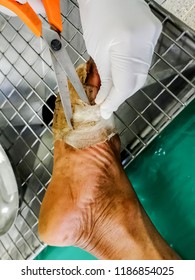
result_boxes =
[42,27,89,104]
[51,52,73,129]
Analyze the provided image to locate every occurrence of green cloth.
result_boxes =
[36,100,195,260]
[35,246,97,260]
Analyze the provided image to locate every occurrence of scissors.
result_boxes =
[0,0,89,129]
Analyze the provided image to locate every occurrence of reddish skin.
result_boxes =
[38,60,180,260]
[84,58,101,105]
[85,58,101,89]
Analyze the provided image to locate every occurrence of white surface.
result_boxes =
[1,260,195,279]
[0,145,18,197]
[0,145,19,236]
[155,0,195,31]
[0,150,5,164]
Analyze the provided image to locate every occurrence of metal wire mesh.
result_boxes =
[0,0,194,259]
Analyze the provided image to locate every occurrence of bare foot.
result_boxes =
[38,135,129,248]
[38,135,180,260]
[38,59,180,260]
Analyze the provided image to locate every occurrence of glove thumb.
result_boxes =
[94,57,113,106]
[100,73,148,119]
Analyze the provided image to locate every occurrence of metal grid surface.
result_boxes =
[0,0,194,259]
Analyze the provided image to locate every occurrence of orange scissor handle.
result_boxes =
[0,0,62,36]
[42,0,62,33]
[0,0,42,36]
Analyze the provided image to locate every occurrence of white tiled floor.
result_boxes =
[155,0,195,31]
[182,5,195,30]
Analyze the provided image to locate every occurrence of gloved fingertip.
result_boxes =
[100,108,113,120]
[95,90,109,105]
[95,80,113,105]
[95,86,111,105]
[94,95,103,105]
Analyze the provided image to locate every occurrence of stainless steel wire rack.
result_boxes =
[0,0,194,259]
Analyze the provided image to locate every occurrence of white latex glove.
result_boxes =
[78,0,162,119]
[0,0,44,17]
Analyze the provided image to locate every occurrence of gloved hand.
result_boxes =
[78,0,162,119]
[0,0,44,16]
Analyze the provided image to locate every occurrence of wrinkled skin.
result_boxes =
[39,136,133,253]
[38,59,180,260]
[39,136,180,260]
